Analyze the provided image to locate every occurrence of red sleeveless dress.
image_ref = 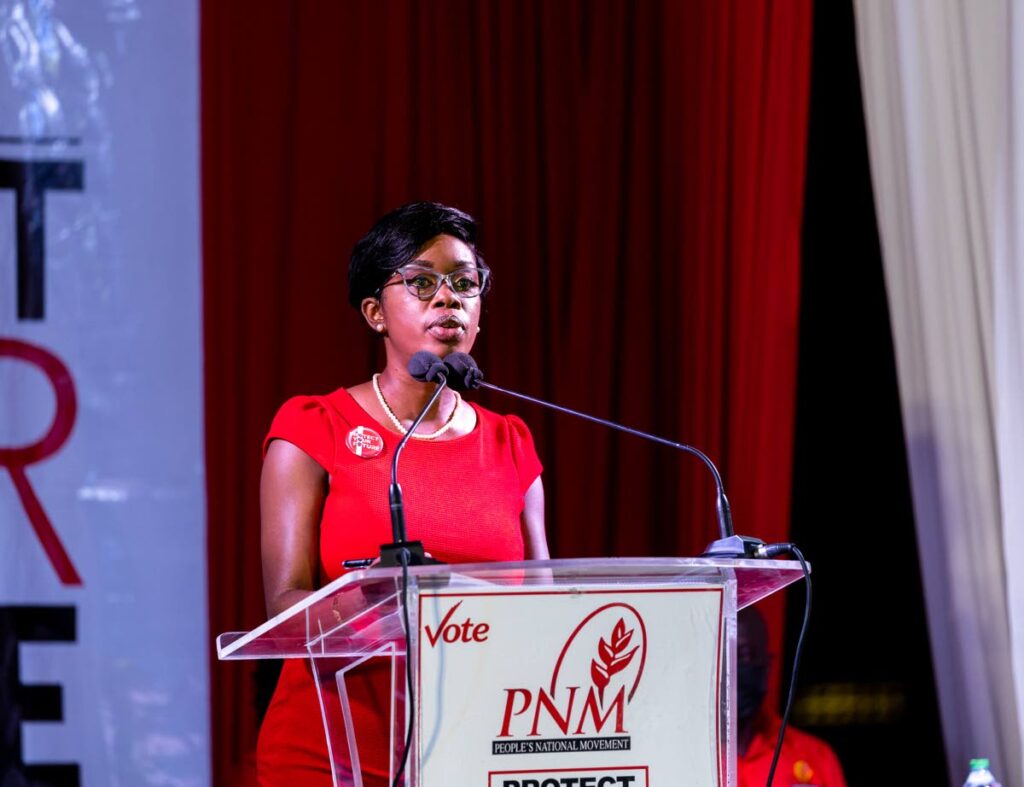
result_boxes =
[256,388,542,786]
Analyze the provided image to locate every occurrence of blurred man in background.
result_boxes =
[736,606,847,787]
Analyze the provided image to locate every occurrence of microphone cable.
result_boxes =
[392,554,415,787]
[754,543,811,787]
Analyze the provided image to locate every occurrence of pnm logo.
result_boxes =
[497,603,647,739]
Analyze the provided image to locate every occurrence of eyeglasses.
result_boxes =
[378,264,490,301]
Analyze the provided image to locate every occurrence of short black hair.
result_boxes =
[348,201,490,308]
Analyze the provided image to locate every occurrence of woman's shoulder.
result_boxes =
[467,401,534,440]
[467,401,543,489]
[264,387,361,464]
[271,387,351,422]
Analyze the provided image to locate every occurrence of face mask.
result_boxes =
[736,662,768,723]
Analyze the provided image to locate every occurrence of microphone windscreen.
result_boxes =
[408,351,448,383]
[444,352,484,391]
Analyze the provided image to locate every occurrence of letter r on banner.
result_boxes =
[0,338,80,584]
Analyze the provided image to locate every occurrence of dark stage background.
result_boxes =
[201,0,943,783]
[786,1,947,783]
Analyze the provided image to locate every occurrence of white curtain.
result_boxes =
[853,1,1024,783]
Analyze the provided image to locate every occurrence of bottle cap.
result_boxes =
[970,758,990,770]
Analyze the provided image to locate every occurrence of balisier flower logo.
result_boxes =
[590,618,639,704]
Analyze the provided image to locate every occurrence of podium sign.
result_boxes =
[418,585,726,786]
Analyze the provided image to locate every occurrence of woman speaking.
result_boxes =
[256,202,550,785]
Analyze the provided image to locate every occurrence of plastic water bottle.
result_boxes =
[963,759,1001,787]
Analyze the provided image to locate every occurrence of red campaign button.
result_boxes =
[0,338,81,586]
[345,426,384,458]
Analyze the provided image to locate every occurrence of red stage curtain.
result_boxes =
[202,2,811,783]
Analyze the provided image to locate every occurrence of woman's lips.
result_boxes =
[427,315,466,343]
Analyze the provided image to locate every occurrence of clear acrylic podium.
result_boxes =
[218,557,806,786]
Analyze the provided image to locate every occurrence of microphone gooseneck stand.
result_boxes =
[378,351,450,568]
[442,351,757,556]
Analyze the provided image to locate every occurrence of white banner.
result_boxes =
[418,586,724,786]
[0,1,207,784]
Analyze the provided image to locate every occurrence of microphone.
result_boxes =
[445,351,483,391]
[408,351,448,384]
[444,352,765,557]
[378,351,449,567]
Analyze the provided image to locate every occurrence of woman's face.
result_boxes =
[364,234,484,366]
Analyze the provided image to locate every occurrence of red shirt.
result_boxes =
[256,388,542,786]
[738,712,847,787]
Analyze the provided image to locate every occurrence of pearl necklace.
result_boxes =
[372,373,461,440]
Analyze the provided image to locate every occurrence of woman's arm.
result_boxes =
[521,475,549,559]
[260,439,328,618]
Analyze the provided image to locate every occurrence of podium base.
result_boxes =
[377,541,444,567]
[701,533,767,558]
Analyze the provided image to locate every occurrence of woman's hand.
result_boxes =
[260,439,328,618]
